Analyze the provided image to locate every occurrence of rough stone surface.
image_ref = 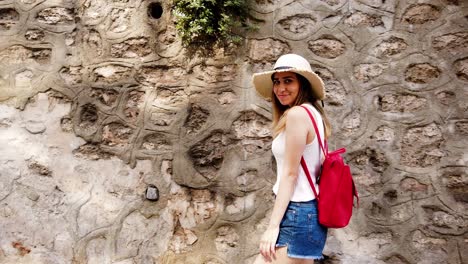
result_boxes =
[400,123,445,167]
[378,93,427,113]
[405,63,441,84]
[354,63,386,82]
[402,4,441,24]
[0,1,467,264]
[248,38,290,62]
[454,57,468,81]
[0,8,19,30]
[36,7,74,25]
[344,11,384,27]
[373,36,408,58]
[111,37,152,58]
[278,14,315,33]
[308,37,346,59]
[432,32,468,54]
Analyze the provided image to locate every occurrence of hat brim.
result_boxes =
[253,68,325,100]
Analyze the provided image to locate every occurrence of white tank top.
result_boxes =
[271,104,325,202]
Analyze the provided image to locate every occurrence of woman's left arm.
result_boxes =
[259,106,311,261]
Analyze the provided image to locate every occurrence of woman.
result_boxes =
[252,54,332,263]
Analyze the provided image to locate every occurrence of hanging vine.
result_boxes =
[172,0,255,54]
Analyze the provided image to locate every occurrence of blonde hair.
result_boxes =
[272,73,332,138]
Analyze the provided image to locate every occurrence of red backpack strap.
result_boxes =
[352,180,360,208]
[301,157,319,201]
[299,105,328,156]
[300,105,326,201]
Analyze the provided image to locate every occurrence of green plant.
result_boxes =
[172,0,254,53]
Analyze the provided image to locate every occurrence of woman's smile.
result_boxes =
[276,93,291,103]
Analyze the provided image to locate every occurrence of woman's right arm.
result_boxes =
[259,106,312,261]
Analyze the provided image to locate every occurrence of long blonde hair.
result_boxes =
[272,73,332,138]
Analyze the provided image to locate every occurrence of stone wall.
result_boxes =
[0,0,467,263]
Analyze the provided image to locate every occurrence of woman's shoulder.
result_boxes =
[289,104,314,115]
[285,105,310,122]
[298,103,322,119]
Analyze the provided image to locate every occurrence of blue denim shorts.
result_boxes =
[276,199,328,259]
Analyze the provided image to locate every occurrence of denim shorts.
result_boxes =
[276,199,328,259]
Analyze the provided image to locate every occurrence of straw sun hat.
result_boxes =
[252,54,325,100]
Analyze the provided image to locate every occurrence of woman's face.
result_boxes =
[272,71,300,106]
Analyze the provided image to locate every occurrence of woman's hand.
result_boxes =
[259,225,280,262]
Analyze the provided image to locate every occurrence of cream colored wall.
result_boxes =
[0,0,467,263]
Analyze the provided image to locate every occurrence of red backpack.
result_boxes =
[300,105,359,228]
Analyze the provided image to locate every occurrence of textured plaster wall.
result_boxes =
[0,0,467,263]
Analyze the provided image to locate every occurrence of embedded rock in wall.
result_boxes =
[400,123,445,167]
[402,4,441,25]
[0,8,20,30]
[354,63,387,82]
[373,36,408,58]
[0,0,467,264]
[308,37,346,59]
[432,32,468,54]
[405,63,441,84]
[248,38,290,63]
[378,93,428,113]
[277,14,316,38]
[36,7,74,25]
[344,11,384,27]
[454,57,468,81]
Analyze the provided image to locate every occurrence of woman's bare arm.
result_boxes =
[259,106,314,260]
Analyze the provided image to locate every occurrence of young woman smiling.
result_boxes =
[252,54,332,264]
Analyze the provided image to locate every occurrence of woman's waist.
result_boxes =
[288,199,317,207]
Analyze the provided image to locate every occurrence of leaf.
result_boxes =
[171,0,256,53]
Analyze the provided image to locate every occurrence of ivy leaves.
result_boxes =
[172,0,254,54]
